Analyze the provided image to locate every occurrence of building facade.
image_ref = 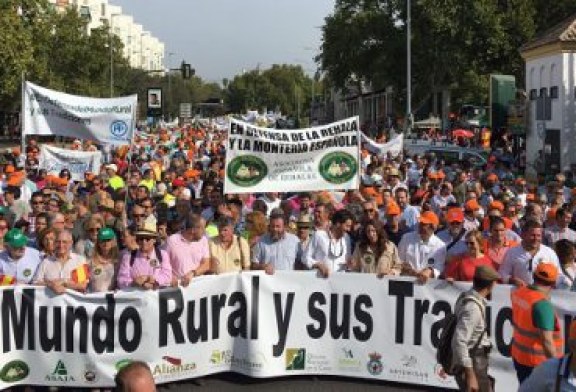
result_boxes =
[521,14,576,177]
[48,0,165,73]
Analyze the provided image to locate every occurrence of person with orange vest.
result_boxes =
[510,263,564,383]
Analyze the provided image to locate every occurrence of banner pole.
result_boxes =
[122,98,138,212]
[21,73,26,156]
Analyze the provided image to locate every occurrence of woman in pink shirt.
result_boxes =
[116,224,172,290]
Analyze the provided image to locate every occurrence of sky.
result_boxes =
[113,0,335,83]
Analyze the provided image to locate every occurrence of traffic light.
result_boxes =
[181,62,194,79]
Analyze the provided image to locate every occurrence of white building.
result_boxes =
[48,0,165,73]
[521,15,576,177]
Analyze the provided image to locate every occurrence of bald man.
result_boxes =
[115,361,156,392]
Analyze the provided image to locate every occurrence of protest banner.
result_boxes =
[224,118,361,194]
[38,145,102,181]
[361,132,404,158]
[23,82,137,145]
[2,272,574,391]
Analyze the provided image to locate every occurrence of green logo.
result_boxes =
[285,348,306,370]
[318,152,357,184]
[23,269,32,277]
[0,360,29,382]
[115,359,133,372]
[94,268,102,276]
[53,360,67,376]
[226,155,268,187]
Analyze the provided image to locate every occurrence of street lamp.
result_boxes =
[109,13,120,97]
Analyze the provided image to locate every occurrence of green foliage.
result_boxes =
[225,64,316,116]
[318,0,576,111]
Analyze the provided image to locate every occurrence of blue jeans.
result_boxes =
[513,359,534,385]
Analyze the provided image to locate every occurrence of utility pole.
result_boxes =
[406,0,412,135]
[167,52,175,121]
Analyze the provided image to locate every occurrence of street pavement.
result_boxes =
[158,373,448,391]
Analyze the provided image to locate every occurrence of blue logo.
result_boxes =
[110,120,128,138]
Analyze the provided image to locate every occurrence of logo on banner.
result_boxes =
[84,363,97,383]
[0,360,29,382]
[46,360,75,382]
[285,348,306,370]
[110,120,128,138]
[152,356,196,378]
[210,350,232,365]
[367,352,383,376]
[338,348,361,372]
[318,152,357,184]
[227,155,268,187]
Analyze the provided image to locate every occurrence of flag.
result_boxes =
[0,275,16,286]
[71,264,90,284]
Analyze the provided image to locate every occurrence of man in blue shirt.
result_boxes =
[251,212,300,274]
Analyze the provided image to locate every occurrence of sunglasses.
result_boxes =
[133,214,145,218]
[88,227,102,232]
[136,237,155,242]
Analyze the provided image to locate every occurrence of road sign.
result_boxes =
[180,103,192,118]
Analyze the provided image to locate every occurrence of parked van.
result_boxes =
[403,139,488,167]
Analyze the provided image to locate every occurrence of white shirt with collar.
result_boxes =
[499,243,561,285]
[398,231,447,276]
[305,230,352,273]
[0,247,42,284]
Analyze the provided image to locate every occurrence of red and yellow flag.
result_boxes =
[71,265,90,284]
[0,275,16,286]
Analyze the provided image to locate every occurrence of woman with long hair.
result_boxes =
[89,228,120,293]
[444,229,495,282]
[75,215,105,259]
[350,219,401,275]
[244,211,267,250]
[37,227,58,261]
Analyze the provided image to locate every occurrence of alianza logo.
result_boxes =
[46,360,75,382]
[152,356,196,378]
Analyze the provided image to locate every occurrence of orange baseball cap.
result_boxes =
[489,201,505,212]
[486,173,498,182]
[419,211,439,226]
[362,187,378,198]
[534,263,558,284]
[436,170,446,180]
[465,199,481,211]
[526,193,536,201]
[445,208,464,223]
[386,203,401,216]
[515,178,526,185]
[5,165,14,174]
[428,171,438,180]
[547,208,557,220]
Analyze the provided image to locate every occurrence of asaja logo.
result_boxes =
[338,348,361,371]
[226,155,267,187]
[46,360,75,382]
[0,360,29,382]
[318,152,357,184]
[367,352,383,376]
[285,348,306,371]
[110,120,128,138]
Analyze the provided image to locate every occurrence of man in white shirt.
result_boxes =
[398,211,446,279]
[305,209,354,277]
[0,228,42,284]
[436,207,468,259]
[499,219,561,286]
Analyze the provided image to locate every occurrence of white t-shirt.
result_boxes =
[398,231,447,276]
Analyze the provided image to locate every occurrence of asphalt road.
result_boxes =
[157,374,448,392]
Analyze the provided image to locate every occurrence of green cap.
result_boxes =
[4,228,27,248]
[97,227,116,242]
[0,206,8,215]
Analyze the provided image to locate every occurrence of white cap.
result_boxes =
[105,164,118,172]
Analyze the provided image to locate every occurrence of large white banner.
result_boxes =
[224,118,360,193]
[23,82,137,145]
[361,132,404,158]
[1,273,575,391]
[38,145,102,181]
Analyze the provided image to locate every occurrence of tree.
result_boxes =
[317,0,576,114]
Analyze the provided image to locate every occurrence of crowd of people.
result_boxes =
[0,124,575,391]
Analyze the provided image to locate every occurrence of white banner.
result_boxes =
[225,118,360,193]
[38,145,102,181]
[2,273,576,390]
[23,82,137,145]
[361,133,404,158]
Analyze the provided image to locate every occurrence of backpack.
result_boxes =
[436,293,485,376]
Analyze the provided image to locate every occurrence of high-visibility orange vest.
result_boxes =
[510,286,563,367]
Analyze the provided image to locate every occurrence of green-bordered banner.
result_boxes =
[224,117,360,193]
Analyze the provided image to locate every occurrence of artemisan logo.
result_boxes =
[46,360,75,382]
[285,348,306,371]
[110,120,128,138]
[153,356,196,378]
